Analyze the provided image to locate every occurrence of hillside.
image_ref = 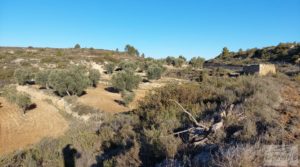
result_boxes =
[0,46,142,87]
[0,45,300,166]
[211,42,300,65]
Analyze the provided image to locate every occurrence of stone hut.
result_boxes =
[243,64,276,76]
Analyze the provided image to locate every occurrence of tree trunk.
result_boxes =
[66,90,71,96]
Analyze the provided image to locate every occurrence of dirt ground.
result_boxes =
[0,95,68,155]
[79,77,179,112]
[0,77,183,155]
[78,81,164,112]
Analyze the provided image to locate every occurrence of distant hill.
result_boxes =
[211,42,300,65]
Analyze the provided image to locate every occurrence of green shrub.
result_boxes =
[14,68,33,85]
[48,66,90,96]
[1,85,32,113]
[35,70,50,88]
[15,93,32,113]
[118,61,138,71]
[146,65,163,80]
[121,90,135,106]
[125,44,139,56]
[89,69,100,87]
[189,56,205,69]
[56,50,64,57]
[74,44,81,49]
[104,63,116,74]
[111,71,141,91]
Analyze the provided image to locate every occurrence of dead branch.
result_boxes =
[172,127,196,136]
[170,100,209,130]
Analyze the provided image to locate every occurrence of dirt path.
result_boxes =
[0,86,68,156]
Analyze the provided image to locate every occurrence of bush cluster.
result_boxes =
[1,85,32,113]
[121,90,135,106]
[165,56,186,67]
[14,68,33,85]
[189,56,205,69]
[104,62,116,74]
[17,66,101,96]
[118,61,138,71]
[146,65,164,80]
[111,70,141,92]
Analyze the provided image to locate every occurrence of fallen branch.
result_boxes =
[170,100,209,130]
[172,127,196,136]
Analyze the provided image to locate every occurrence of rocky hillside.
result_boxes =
[211,42,300,65]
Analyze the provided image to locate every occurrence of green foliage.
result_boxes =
[121,90,135,106]
[56,50,64,57]
[220,47,231,58]
[35,70,50,88]
[146,65,163,80]
[165,56,175,65]
[189,56,205,69]
[15,93,32,113]
[125,44,139,56]
[74,43,81,49]
[118,61,138,71]
[165,56,185,67]
[14,68,33,85]
[1,85,32,113]
[88,69,100,87]
[104,63,116,74]
[111,71,141,91]
[144,127,182,158]
[214,42,300,64]
[48,66,90,96]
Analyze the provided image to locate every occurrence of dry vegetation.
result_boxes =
[0,45,299,167]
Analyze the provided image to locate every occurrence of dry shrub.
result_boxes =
[144,127,182,159]
[212,143,264,167]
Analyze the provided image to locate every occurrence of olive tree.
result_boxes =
[1,85,32,114]
[146,65,164,80]
[16,93,32,114]
[74,44,81,49]
[35,70,50,89]
[189,56,205,69]
[111,71,141,91]
[89,69,100,87]
[48,66,90,96]
[125,44,139,56]
[118,61,138,71]
[14,69,33,85]
[104,63,116,74]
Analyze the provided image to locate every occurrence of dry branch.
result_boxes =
[171,100,209,130]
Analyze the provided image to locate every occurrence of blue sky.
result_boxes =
[0,0,299,59]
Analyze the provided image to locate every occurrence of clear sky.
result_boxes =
[0,0,299,59]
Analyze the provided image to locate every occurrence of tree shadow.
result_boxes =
[27,103,37,110]
[142,78,150,83]
[114,99,125,106]
[62,144,81,167]
[105,87,119,93]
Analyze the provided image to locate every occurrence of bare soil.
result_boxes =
[78,78,176,112]
[0,93,68,155]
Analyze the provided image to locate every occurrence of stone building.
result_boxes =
[243,64,276,76]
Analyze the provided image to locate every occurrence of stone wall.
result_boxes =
[243,64,276,76]
[259,64,276,76]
